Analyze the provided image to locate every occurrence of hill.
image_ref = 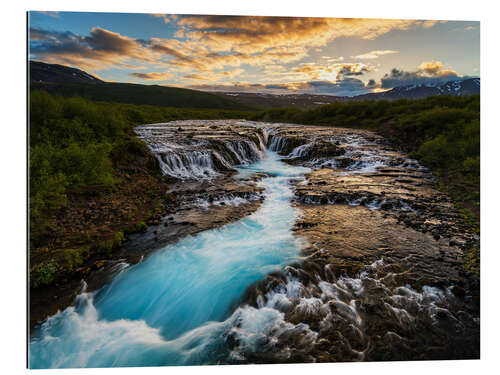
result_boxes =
[30,60,103,84]
[29,61,253,110]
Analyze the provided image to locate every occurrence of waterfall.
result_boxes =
[256,133,266,151]
[268,136,287,152]
[156,151,221,179]
[222,140,261,165]
[140,135,264,180]
[288,142,314,159]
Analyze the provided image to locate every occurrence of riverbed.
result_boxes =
[29,120,480,367]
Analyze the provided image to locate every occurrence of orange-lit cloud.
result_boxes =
[418,60,443,74]
[380,61,460,88]
[130,72,174,80]
[30,16,435,75]
[353,50,399,59]
[418,61,459,76]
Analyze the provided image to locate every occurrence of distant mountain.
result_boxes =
[29,61,252,110]
[213,78,480,109]
[353,78,480,101]
[30,60,103,84]
[215,92,349,109]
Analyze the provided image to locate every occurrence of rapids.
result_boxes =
[29,120,479,367]
[29,152,311,368]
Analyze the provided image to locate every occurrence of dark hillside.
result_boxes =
[30,60,103,83]
[31,81,254,110]
[30,61,253,110]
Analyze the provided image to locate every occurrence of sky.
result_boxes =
[28,11,480,96]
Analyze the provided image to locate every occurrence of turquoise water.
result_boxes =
[29,151,310,368]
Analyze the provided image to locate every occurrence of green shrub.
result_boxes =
[124,221,148,235]
[30,262,59,288]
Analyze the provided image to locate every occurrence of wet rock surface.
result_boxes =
[241,205,479,362]
[235,122,480,362]
[135,120,267,179]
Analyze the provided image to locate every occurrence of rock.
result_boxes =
[449,237,466,247]
[308,141,345,159]
[381,202,393,210]
[451,285,466,298]
[335,157,355,169]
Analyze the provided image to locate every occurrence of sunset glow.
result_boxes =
[28,12,479,96]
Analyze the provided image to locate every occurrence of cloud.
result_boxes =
[29,16,455,89]
[279,62,374,83]
[29,28,76,42]
[353,50,399,59]
[151,14,180,24]
[421,20,439,28]
[417,60,443,75]
[297,78,368,96]
[129,72,174,80]
[33,11,60,18]
[417,20,448,28]
[182,69,245,82]
[29,27,154,70]
[189,75,371,97]
[322,56,345,63]
[164,16,421,72]
[178,16,418,50]
[380,61,460,88]
[336,63,374,76]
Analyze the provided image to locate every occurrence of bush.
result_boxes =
[30,262,59,288]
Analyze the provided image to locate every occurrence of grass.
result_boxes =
[31,81,254,110]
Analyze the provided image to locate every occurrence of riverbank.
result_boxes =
[249,95,480,239]
[28,91,261,330]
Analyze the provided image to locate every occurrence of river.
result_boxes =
[29,151,311,368]
[29,120,480,367]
